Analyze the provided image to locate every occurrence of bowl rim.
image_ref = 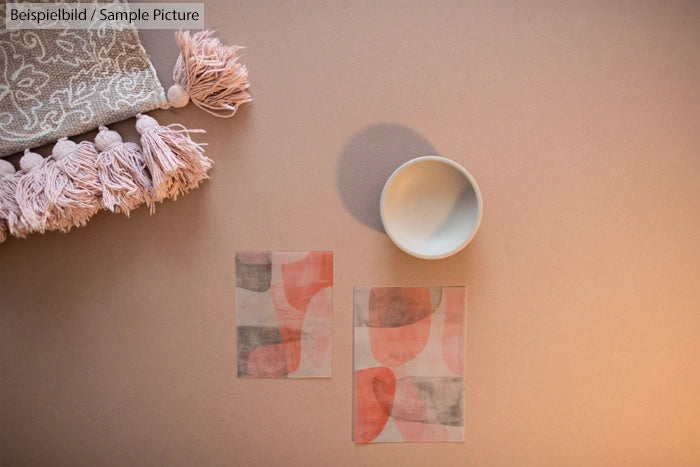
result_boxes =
[380,155,483,260]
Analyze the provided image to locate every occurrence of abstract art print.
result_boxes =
[353,286,466,443]
[236,251,333,378]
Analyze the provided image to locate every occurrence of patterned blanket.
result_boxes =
[0,1,166,157]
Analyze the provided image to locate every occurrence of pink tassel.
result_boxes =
[95,126,154,216]
[17,139,102,234]
[0,159,17,242]
[50,139,103,232]
[9,151,45,237]
[3,150,45,238]
[167,30,251,117]
[136,113,212,202]
[15,149,61,234]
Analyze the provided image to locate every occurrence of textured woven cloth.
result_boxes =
[0,1,166,158]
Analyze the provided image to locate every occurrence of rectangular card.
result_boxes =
[236,251,333,378]
[353,286,466,443]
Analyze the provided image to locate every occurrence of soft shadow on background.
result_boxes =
[337,123,438,232]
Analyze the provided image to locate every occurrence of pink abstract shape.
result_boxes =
[269,252,333,376]
[354,367,396,443]
[246,327,302,377]
[442,287,466,376]
[247,343,288,377]
[370,314,431,367]
[281,251,333,312]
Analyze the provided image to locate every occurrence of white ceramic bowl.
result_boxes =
[380,156,483,259]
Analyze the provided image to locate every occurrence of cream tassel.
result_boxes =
[95,126,154,216]
[136,113,212,202]
[167,30,251,117]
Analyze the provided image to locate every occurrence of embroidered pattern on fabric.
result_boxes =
[0,1,166,157]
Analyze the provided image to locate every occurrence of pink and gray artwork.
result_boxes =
[236,251,333,378]
[353,286,466,443]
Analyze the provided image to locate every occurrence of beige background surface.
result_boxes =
[2,1,699,465]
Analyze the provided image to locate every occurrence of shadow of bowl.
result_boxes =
[336,123,438,232]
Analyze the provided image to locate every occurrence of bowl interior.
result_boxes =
[381,157,481,258]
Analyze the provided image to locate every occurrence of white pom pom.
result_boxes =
[167,83,190,108]
[0,159,15,176]
[20,149,44,172]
